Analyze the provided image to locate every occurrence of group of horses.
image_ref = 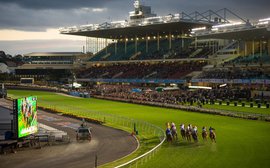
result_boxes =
[166,123,216,143]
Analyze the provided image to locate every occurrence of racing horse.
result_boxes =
[202,130,208,141]
[191,128,198,142]
[210,130,216,143]
[180,129,186,140]
[166,128,173,143]
[171,126,178,141]
[185,128,192,142]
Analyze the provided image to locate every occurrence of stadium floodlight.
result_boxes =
[259,18,270,22]
[188,86,212,90]
[191,27,206,32]
[212,22,243,28]
[111,20,127,24]
[257,21,269,25]
[174,13,180,18]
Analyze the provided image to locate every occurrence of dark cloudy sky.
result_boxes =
[0,0,269,55]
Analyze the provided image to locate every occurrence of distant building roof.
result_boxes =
[5,61,17,67]
[24,52,84,57]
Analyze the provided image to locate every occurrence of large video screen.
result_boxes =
[17,96,38,138]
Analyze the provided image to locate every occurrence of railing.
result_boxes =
[115,136,165,168]
[93,95,270,122]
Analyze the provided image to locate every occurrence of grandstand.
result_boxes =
[58,0,270,86]
[15,52,89,80]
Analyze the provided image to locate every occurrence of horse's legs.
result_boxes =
[210,133,216,143]
[210,136,216,143]
[181,131,185,140]
[202,133,207,141]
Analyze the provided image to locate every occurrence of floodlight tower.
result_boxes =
[129,0,156,20]
[134,0,141,13]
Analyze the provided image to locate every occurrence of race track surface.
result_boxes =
[0,99,138,168]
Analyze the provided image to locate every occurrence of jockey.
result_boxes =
[171,122,176,131]
[166,122,170,129]
[194,126,198,133]
[171,122,175,128]
[180,124,185,131]
[166,128,172,135]
[191,126,198,142]
[188,124,192,131]
[202,126,207,132]
[209,127,215,133]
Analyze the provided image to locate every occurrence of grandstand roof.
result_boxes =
[24,52,83,57]
[62,21,212,39]
[196,27,270,40]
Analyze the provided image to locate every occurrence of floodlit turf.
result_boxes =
[8,90,270,168]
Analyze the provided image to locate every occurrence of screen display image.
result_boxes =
[17,96,38,138]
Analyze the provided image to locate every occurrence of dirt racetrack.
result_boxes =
[0,99,138,168]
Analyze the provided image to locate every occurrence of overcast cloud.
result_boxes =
[0,0,269,31]
[0,0,116,9]
[0,0,269,55]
